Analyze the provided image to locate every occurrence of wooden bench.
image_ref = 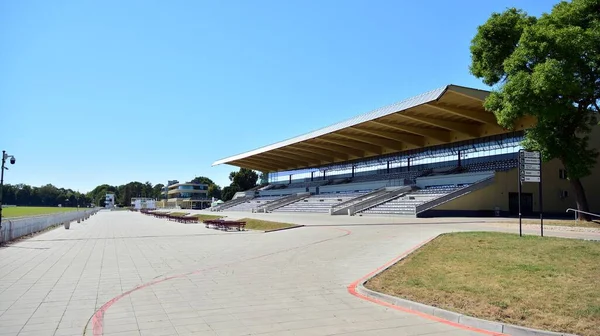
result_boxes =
[152,212,170,219]
[167,215,197,224]
[204,219,246,231]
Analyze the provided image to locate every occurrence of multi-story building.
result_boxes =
[159,181,209,209]
[105,193,115,209]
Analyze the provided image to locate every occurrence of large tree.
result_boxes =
[152,183,165,200]
[470,0,600,220]
[228,168,258,191]
[190,176,215,185]
[207,184,222,200]
[221,185,240,202]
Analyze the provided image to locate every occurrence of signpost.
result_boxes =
[518,150,543,237]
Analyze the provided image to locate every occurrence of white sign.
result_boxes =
[522,176,541,182]
[523,164,540,170]
[522,151,540,158]
[523,170,541,176]
[523,158,540,164]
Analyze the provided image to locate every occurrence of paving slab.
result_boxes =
[1,210,596,336]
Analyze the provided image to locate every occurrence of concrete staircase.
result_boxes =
[358,177,494,217]
[257,193,311,213]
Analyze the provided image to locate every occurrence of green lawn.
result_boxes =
[239,218,298,231]
[2,206,81,218]
[167,212,189,217]
[507,218,600,229]
[365,232,600,336]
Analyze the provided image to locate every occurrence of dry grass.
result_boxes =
[238,218,297,231]
[167,212,189,217]
[518,218,600,228]
[193,214,223,222]
[365,232,600,336]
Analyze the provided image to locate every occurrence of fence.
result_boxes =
[0,209,100,243]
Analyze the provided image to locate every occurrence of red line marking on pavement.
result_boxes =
[88,226,352,336]
[347,236,508,336]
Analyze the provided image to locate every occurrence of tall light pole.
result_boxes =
[0,150,17,233]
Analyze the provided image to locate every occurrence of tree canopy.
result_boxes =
[2,174,226,208]
[470,0,600,220]
[1,183,91,208]
[219,168,259,201]
[229,168,258,191]
[190,176,215,185]
[221,185,240,202]
[190,176,221,200]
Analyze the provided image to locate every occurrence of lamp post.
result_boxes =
[0,150,17,234]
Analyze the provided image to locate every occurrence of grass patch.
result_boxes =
[239,218,296,231]
[2,207,80,218]
[517,218,600,229]
[167,212,189,217]
[192,214,223,222]
[365,232,600,336]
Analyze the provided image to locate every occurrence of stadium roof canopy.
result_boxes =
[212,85,532,172]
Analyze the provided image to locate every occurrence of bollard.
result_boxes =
[65,222,70,230]
[77,218,80,223]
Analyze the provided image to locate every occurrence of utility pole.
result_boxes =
[0,150,17,237]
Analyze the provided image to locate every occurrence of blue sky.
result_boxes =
[0,0,556,192]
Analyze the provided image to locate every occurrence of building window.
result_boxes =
[559,169,568,179]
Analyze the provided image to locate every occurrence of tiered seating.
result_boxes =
[465,158,518,172]
[352,170,422,183]
[226,196,283,212]
[254,156,517,215]
[361,185,465,216]
[273,192,367,213]
[286,180,330,189]
[412,184,464,194]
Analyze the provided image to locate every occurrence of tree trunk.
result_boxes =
[570,178,591,221]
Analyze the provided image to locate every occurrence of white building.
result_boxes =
[131,197,156,210]
[105,193,115,209]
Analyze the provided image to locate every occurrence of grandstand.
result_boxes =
[212,85,600,217]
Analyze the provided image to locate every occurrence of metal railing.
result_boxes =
[566,208,600,219]
[263,193,311,213]
[330,188,387,215]
[352,186,413,216]
[212,196,252,212]
[255,194,295,212]
[415,176,495,214]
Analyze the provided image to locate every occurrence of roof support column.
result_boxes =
[352,165,355,178]
[407,158,411,172]
[311,171,314,182]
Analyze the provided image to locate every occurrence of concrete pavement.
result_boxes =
[0,211,597,336]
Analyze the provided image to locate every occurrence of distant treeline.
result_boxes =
[1,168,262,207]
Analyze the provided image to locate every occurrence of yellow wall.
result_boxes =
[435,127,600,215]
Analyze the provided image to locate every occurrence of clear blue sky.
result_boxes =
[0,0,556,192]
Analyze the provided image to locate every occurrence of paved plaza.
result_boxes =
[0,211,598,336]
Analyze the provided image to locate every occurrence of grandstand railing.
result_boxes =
[565,208,600,219]
[415,176,495,215]
[211,195,253,212]
[330,188,387,215]
[257,193,311,213]
[350,185,413,216]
